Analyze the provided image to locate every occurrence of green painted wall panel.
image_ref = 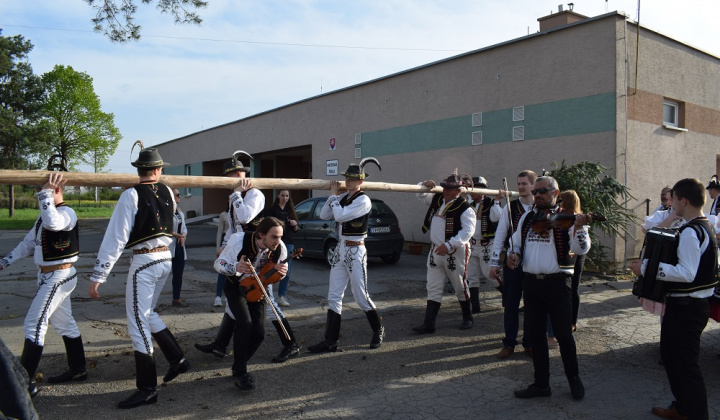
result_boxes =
[163,163,203,196]
[360,93,616,156]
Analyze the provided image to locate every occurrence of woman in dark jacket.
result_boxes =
[265,190,298,306]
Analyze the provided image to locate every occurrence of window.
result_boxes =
[295,200,314,221]
[513,106,525,122]
[312,198,328,219]
[663,99,687,131]
[472,131,482,145]
[663,100,678,127]
[513,126,525,141]
[472,112,482,127]
[183,164,191,196]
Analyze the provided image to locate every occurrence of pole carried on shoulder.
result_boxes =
[0,169,520,197]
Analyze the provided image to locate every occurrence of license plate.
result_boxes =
[370,226,390,233]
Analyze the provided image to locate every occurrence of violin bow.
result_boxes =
[244,260,291,341]
[502,177,517,266]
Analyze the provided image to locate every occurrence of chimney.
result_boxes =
[537,5,588,31]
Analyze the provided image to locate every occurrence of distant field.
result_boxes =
[0,202,115,230]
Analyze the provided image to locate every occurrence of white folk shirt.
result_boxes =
[642,208,686,231]
[469,199,485,242]
[489,200,534,267]
[510,209,590,275]
[416,189,476,251]
[320,192,372,240]
[1,189,78,268]
[171,208,188,260]
[223,188,265,246]
[214,232,287,280]
[90,185,175,283]
[640,221,715,298]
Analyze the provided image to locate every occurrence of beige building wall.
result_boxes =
[156,12,720,266]
[621,23,720,261]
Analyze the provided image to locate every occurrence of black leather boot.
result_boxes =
[469,287,481,314]
[152,328,190,383]
[412,300,441,334]
[118,351,158,409]
[459,300,474,330]
[20,338,43,398]
[271,318,301,363]
[308,310,341,353]
[365,310,385,349]
[194,313,235,358]
[48,335,88,383]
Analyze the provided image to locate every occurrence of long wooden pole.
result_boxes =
[0,169,519,197]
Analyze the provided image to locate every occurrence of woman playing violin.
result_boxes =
[213,217,288,392]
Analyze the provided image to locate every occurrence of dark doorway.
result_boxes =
[202,145,312,216]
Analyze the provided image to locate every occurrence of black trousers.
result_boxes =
[523,274,578,388]
[661,296,710,420]
[224,281,265,375]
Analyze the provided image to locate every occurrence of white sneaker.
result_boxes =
[213,296,222,307]
[278,296,290,307]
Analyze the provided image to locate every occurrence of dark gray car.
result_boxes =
[293,197,404,265]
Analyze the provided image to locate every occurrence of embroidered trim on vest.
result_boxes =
[340,191,369,236]
[36,207,80,261]
[665,218,718,293]
[422,193,470,241]
[127,183,173,248]
[520,207,576,270]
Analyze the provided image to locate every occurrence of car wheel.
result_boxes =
[381,251,401,264]
[325,240,338,266]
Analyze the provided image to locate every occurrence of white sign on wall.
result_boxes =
[326,159,339,176]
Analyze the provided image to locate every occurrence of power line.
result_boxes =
[0,24,467,52]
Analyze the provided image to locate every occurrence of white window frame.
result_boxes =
[513,106,525,122]
[663,100,679,127]
[471,131,482,145]
[512,126,525,141]
[183,164,192,197]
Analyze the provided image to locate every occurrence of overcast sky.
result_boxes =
[2,0,718,174]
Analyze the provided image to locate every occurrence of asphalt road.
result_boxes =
[2,220,720,419]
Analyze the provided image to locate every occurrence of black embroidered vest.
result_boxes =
[711,197,720,216]
[339,191,369,236]
[520,207,576,270]
[422,194,471,241]
[472,197,498,240]
[665,218,719,293]
[503,198,530,248]
[35,205,80,261]
[127,183,173,248]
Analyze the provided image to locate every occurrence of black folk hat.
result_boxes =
[223,150,253,176]
[471,176,488,188]
[707,175,720,190]
[342,157,381,180]
[47,154,68,172]
[440,169,471,189]
[130,140,169,169]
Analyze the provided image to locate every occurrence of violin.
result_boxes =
[239,248,303,303]
[531,208,606,233]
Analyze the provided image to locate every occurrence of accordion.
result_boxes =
[632,227,680,302]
